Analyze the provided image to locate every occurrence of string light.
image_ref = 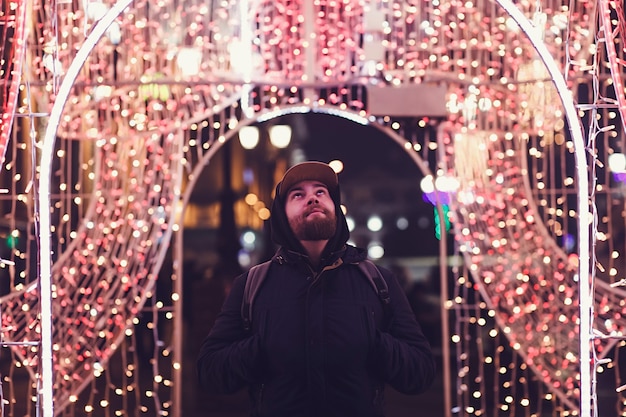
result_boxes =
[0,0,621,416]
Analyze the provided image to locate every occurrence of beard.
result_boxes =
[289,207,337,241]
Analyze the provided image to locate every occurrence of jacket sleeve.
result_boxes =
[371,268,437,394]
[196,273,263,394]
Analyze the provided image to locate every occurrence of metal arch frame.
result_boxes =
[493,0,592,414]
[39,2,135,416]
[37,1,592,417]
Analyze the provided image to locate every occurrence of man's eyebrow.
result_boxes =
[288,182,328,194]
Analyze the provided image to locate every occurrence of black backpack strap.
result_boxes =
[241,260,272,332]
[357,260,392,328]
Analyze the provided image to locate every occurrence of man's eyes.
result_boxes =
[289,188,327,199]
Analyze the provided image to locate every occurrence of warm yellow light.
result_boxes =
[258,208,270,220]
[328,159,343,174]
[269,125,292,148]
[239,126,260,150]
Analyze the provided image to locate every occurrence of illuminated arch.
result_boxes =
[1,0,619,416]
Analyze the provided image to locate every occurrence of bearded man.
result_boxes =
[197,161,436,417]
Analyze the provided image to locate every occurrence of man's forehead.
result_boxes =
[287,180,329,193]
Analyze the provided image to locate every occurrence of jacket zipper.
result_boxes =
[304,258,344,409]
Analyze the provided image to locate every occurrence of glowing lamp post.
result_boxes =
[420,174,459,205]
[239,126,261,150]
[421,174,459,240]
[238,124,291,150]
[269,125,292,149]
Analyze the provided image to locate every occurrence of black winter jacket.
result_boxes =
[197,246,437,417]
[196,177,437,417]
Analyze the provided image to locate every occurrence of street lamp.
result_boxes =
[269,125,292,148]
[239,125,260,149]
[238,124,291,150]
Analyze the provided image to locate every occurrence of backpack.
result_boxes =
[241,259,391,332]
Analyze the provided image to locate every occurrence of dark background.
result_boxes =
[182,113,447,416]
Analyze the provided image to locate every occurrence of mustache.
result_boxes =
[303,205,331,217]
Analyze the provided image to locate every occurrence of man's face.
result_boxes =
[284,180,337,241]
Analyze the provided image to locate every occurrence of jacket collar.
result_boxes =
[272,244,366,270]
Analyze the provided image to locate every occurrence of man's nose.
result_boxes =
[307,194,319,204]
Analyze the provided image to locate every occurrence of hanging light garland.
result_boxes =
[516,10,564,144]
[0,0,619,416]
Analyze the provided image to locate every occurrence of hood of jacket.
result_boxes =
[269,178,351,265]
